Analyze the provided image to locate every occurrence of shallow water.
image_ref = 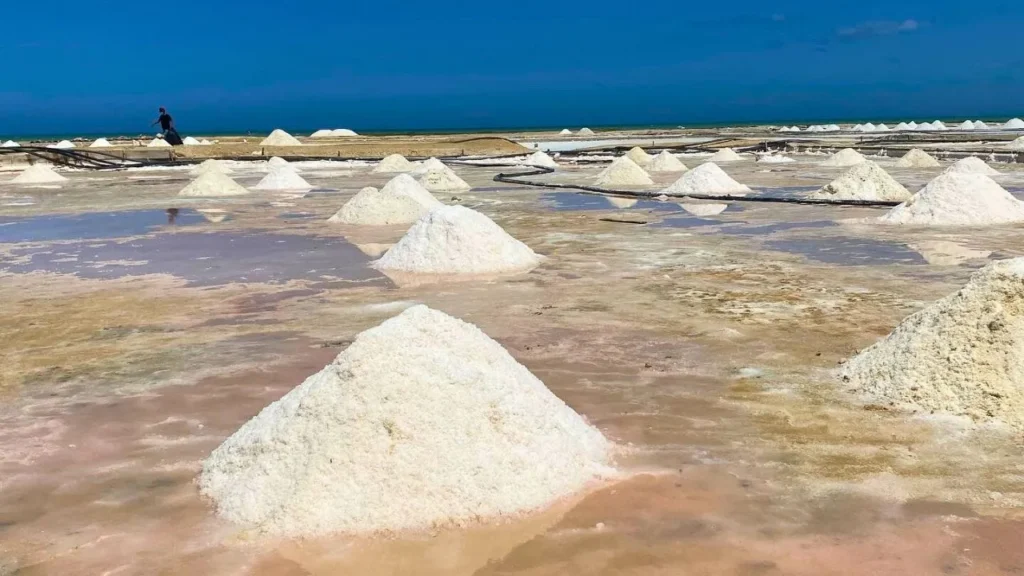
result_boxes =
[0,209,205,243]
[541,192,678,212]
[766,236,927,266]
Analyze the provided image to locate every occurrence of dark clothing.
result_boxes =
[159,113,173,131]
[163,129,183,146]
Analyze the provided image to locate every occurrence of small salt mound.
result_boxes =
[1003,118,1024,130]
[373,153,416,173]
[894,148,941,168]
[709,148,743,162]
[178,172,250,197]
[594,157,653,187]
[894,122,912,131]
[260,129,303,146]
[877,172,1024,226]
[821,148,866,167]
[663,162,750,195]
[328,174,442,225]
[876,124,891,131]
[756,154,795,164]
[853,124,864,131]
[559,129,573,135]
[646,150,687,172]
[374,205,541,275]
[253,166,313,191]
[826,124,841,131]
[680,203,728,216]
[183,136,202,145]
[861,123,877,132]
[147,138,172,148]
[331,128,358,137]
[200,139,213,145]
[626,147,652,166]
[943,156,1000,176]
[578,127,595,136]
[267,156,291,169]
[931,120,949,131]
[958,120,976,130]
[1007,136,1024,151]
[606,197,638,209]
[48,140,75,149]
[841,258,1024,431]
[310,129,334,138]
[418,164,471,192]
[974,121,990,130]
[189,159,233,177]
[410,157,447,176]
[1,140,19,148]
[810,161,911,202]
[908,121,919,129]
[10,164,67,184]
[198,304,611,536]
[89,138,112,148]
[524,150,558,169]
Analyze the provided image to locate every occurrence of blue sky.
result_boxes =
[2,0,1022,135]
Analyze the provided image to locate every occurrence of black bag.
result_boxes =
[164,129,184,146]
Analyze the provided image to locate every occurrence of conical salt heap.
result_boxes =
[190,159,233,177]
[894,149,941,168]
[958,120,976,130]
[183,136,202,145]
[646,150,687,172]
[267,156,292,169]
[310,129,333,138]
[524,150,558,169]
[559,129,573,135]
[418,163,471,192]
[199,304,612,536]
[974,121,991,130]
[374,205,542,275]
[663,162,750,195]
[943,156,1000,176]
[329,174,442,225]
[709,148,743,162]
[821,148,866,167]
[260,129,303,146]
[178,171,250,197]
[411,157,447,176]
[626,147,652,166]
[1007,137,1024,151]
[89,138,111,148]
[594,157,653,187]
[49,140,75,149]
[810,161,911,202]
[372,153,416,173]
[877,172,1024,226]
[253,166,313,191]
[1,140,19,148]
[578,127,595,136]
[10,164,68,184]
[1003,118,1024,130]
[148,138,171,148]
[841,258,1024,431]
[331,128,358,137]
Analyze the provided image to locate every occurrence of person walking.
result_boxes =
[151,107,183,145]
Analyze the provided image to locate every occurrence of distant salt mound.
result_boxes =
[267,156,291,169]
[410,157,447,177]
[826,124,841,131]
[932,121,949,131]
[860,123,877,132]
[958,120,976,130]
[48,140,75,149]
[876,124,891,131]
[756,154,795,164]
[1003,118,1024,130]
[877,172,1024,226]
[260,129,303,146]
[198,304,611,536]
[331,128,358,137]
[664,162,750,195]
[841,258,1024,431]
[373,153,416,173]
[148,138,171,148]
[626,147,652,166]
[810,161,911,202]
[183,136,202,145]
[418,164,471,192]
[1007,137,1024,151]
[190,159,233,177]
[178,172,250,197]
[200,139,213,145]
[894,122,912,131]
[253,166,313,191]
[374,205,542,275]
[908,121,919,130]
[646,150,687,172]
[821,148,866,167]
[594,157,653,187]
[709,148,743,162]
[559,129,573,135]
[606,197,638,209]
[524,150,558,169]
[578,127,595,136]
[329,174,442,226]
[943,156,1000,176]
[89,138,112,148]
[894,148,941,168]
[974,120,990,130]
[1,140,19,148]
[10,164,67,184]
[310,129,333,138]
[680,203,728,216]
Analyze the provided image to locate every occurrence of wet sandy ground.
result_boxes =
[2,152,1024,574]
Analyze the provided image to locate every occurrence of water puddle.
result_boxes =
[723,220,837,236]
[0,209,206,243]
[278,212,318,220]
[541,192,677,212]
[651,217,740,229]
[766,237,927,266]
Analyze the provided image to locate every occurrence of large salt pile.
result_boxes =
[876,124,891,131]
[974,121,991,130]
[10,164,68,184]
[189,159,233,176]
[663,162,750,195]
[559,128,573,135]
[594,157,653,187]
[958,120,976,130]
[943,156,1000,176]
[894,148,941,168]
[89,138,112,148]
[841,258,1024,431]
[328,174,442,225]
[418,163,471,192]
[626,147,652,166]
[178,172,250,197]
[374,205,542,275]
[373,153,416,173]
[147,138,171,148]
[810,161,911,202]
[267,156,292,169]
[1007,137,1024,151]
[894,122,913,131]
[578,127,595,136]
[183,136,202,145]
[524,150,558,169]
[1003,118,1024,130]
[411,157,447,176]
[260,129,303,146]
[821,148,866,167]
[199,304,611,536]
[877,172,1024,226]
[646,150,687,172]
[48,140,75,149]
[253,166,313,191]
[310,129,333,138]
[709,148,743,162]
[1,140,19,147]
[331,128,358,137]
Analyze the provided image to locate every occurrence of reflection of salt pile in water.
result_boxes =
[841,258,1024,431]
[821,148,866,167]
[578,127,595,136]
[523,150,558,168]
[680,203,728,216]
[877,172,1024,226]
[909,241,991,266]
[199,304,612,536]
[374,205,541,275]
[89,138,112,148]
[183,136,201,145]
[197,209,229,223]
[190,159,233,176]
[260,129,303,146]
[148,138,171,148]
[329,174,442,225]
[373,153,416,173]
[179,172,250,197]
[894,148,941,168]
[810,161,911,202]
[1,140,19,148]
[626,147,652,166]
[418,161,471,192]
[606,197,638,209]
[943,156,1000,176]
[663,162,750,195]
[10,164,68,184]
[646,150,687,172]
[709,148,743,162]
[253,166,313,190]
[594,157,653,187]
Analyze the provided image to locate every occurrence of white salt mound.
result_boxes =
[48,140,75,149]
[821,148,866,167]
[190,159,234,177]
[183,136,202,145]
[200,139,213,145]
[626,147,652,166]
[810,161,911,202]
[260,129,303,146]
[578,128,595,136]
[974,121,991,130]
[1007,137,1024,151]
[253,166,313,191]
[148,138,171,148]
[329,174,442,226]
[199,304,611,536]
[709,148,743,162]
[373,153,416,173]
[663,162,750,195]
[1,140,19,148]
[267,156,291,169]
[958,120,976,130]
[10,164,67,184]
[894,122,912,131]
[756,154,795,164]
[646,150,687,172]
[331,128,358,137]
[411,157,447,176]
[841,258,1024,431]
[877,172,1024,226]
[680,203,728,216]
[894,148,941,168]
[524,150,558,169]
[310,129,333,138]
[374,205,541,275]
[418,165,471,192]
[559,129,573,135]
[89,138,112,148]
[1003,118,1024,130]
[943,156,1000,176]
[178,172,250,197]
[595,157,653,187]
